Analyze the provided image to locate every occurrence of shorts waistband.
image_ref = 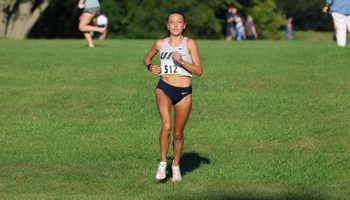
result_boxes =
[159,79,191,92]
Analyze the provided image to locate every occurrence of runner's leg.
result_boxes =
[156,89,172,162]
[172,94,192,166]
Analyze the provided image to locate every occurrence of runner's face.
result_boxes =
[167,14,186,36]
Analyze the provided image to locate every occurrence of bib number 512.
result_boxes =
[164,65,178,74]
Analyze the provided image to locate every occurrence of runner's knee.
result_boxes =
[161,123,172,135]
[78,23,86,32]
[173,130,183,140]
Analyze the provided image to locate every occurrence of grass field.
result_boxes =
[292,31,334,41]
[0,39,350,199]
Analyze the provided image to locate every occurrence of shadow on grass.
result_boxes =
[157,151,210,184]
[81,44,107,48]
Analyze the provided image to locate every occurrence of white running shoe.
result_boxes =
[155,161,167,179]
[172,161,182,182]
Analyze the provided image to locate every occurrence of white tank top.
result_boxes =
[159,37,193,77]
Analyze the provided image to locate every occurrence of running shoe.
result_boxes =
[172,161,182,182]
[155,161,167,179]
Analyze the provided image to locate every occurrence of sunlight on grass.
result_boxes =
[0,39,349,199]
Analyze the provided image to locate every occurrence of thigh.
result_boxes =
[332,12,347,30]
[156,89,172,126]
[80,12,95,26]
[173,94,192,132]
[347,15,350,31]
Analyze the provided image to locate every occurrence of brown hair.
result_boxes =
[167,11,187,37]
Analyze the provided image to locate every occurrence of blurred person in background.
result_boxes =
[323,1,350,46]
[225,6,237,41]
[285,17,294,41]
[245,15,258,40]
[232,12,246,41]
[96,10,108,40]
[78,0,106,47]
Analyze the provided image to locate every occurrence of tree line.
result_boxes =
[0,0,334,40]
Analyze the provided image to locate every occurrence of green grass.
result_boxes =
[0,39,350,199]
[293,31,334,41]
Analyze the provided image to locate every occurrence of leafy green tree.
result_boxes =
[100,0,223,39]
[274,0,333,31]
[25,0,287,40]
[29,0,81,39]
[214,0,285,39]
[246,0,285,39]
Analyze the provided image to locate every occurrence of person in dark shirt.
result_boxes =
[245,15,258,40]
[225,6,236,41]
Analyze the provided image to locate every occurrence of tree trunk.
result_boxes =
[0,0,13,38]
[0,0,50,39]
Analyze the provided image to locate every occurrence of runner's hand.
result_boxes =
[150,64,161,75]
[172,51,183,64]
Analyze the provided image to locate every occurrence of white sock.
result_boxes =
[172,164,180,169]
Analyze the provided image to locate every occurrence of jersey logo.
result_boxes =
[179,48,183,50]
[160,52,173,59]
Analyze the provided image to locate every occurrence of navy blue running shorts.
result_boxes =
[156,79,192,105]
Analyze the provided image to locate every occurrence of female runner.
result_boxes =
[78,0,106,47]
[143,11,202,182]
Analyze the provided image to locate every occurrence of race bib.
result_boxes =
[161,59,182,77]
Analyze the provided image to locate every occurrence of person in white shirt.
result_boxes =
[96,10,108,40]
[232,8,246,40]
